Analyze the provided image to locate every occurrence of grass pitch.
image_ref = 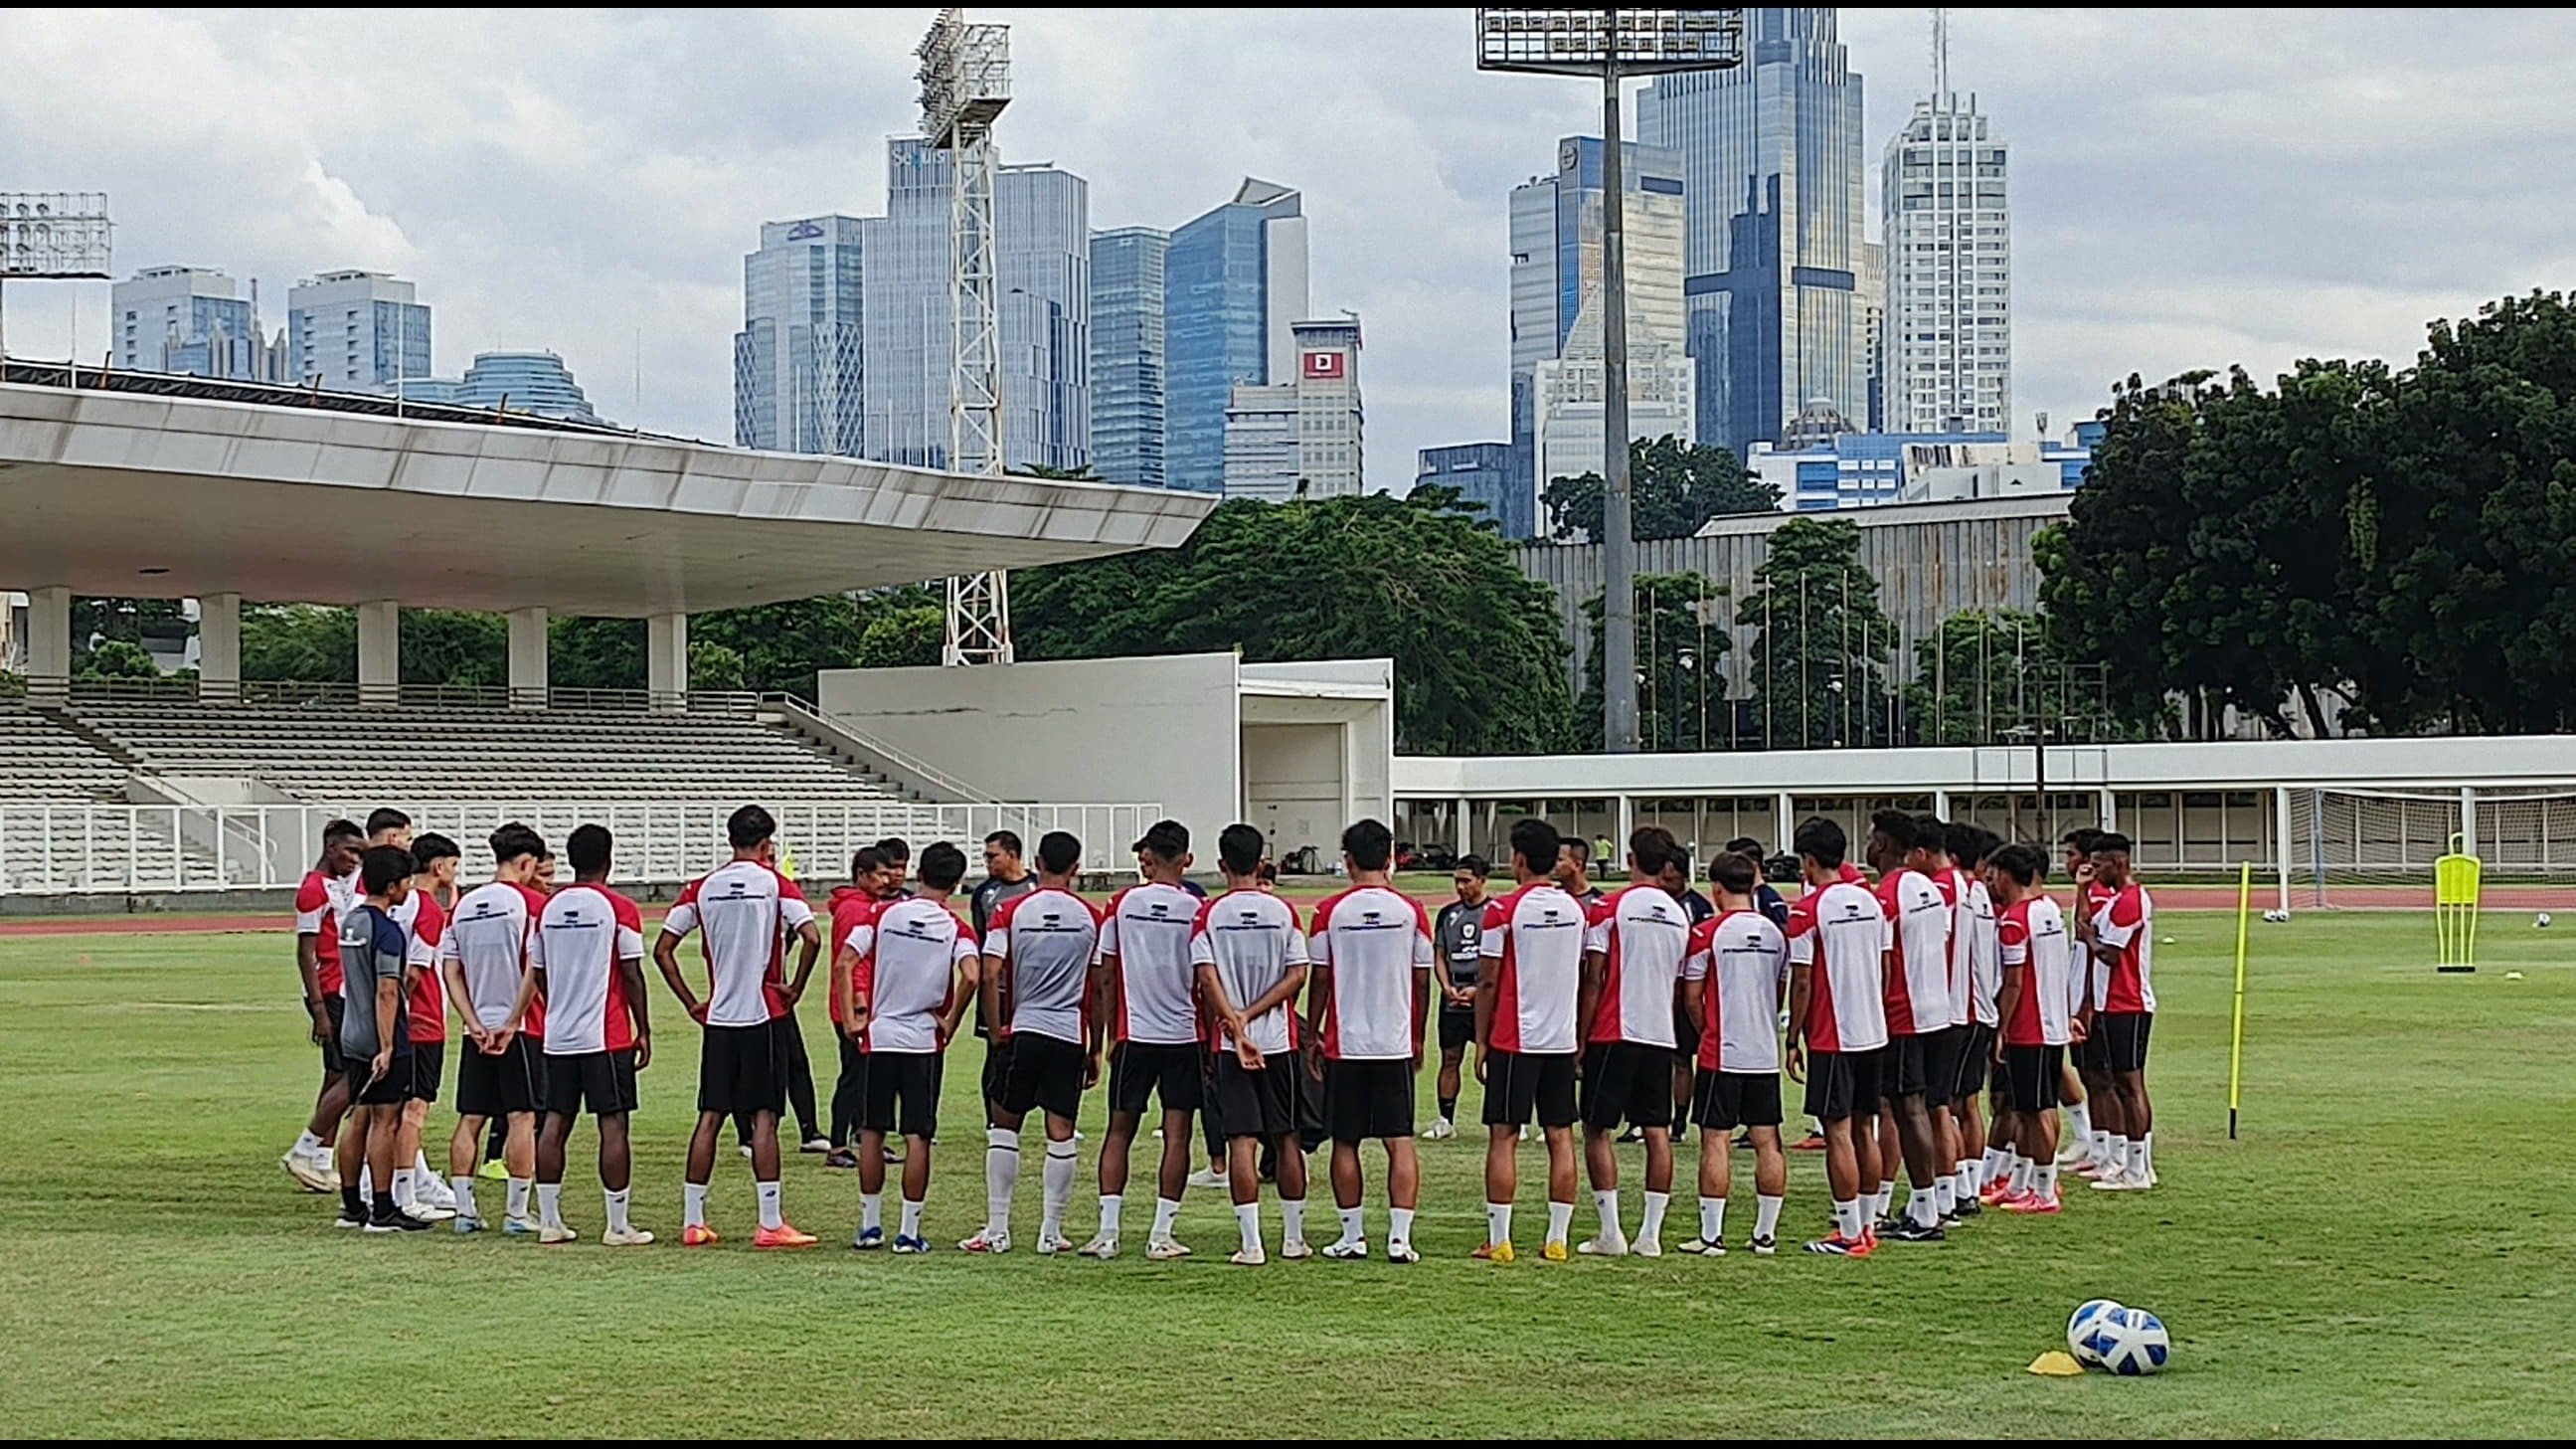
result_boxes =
[2,906,2573,1437]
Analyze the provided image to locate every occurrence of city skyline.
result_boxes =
[7,9,2576,492]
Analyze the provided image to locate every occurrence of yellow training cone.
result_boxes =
[2027,1351,2087,1376]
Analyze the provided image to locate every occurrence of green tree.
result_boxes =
[1736,517,1893,749]
[687,640,748,693]
[78,638,160,680]
[71,598,188,666]
[1577,572,1730,752]
[1015,489,1575,755]
[242,605,356,682]
[1541,435,1780,543]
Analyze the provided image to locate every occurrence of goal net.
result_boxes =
[2288,789,2576,910]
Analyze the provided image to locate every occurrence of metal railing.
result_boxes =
[0,799,1163,895]
[12,675,762,716]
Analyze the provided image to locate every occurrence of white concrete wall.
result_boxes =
[1243,722,1347,861]
[816,652,1242,853]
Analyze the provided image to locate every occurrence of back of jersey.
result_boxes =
[440,879,532,1033]
[1190,889,1308,1055]
[985,887,1098,1046]
[667,858,813,1028]
[1099,881,1202,1046]
[1311,885,1433,1061]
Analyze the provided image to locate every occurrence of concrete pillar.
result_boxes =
[26,585,71,702]
[2274,786,2295,916]
[1453,796,1471,859]
[198,593,242,703]
[2099,787,2118,832]
[506,607,549,709]
[1615,795,1634,855]
[646,612,688,712]
[1775,790,1797,848]
[356,600,399,707]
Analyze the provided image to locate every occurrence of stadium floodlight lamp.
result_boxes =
[916,6,1010,148]
[1474,11,1742,755]
[0,193,112,279]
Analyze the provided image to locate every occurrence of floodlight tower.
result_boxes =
[0,193,114,363]
[918,7,1016,665]
[1476,10,1742,754]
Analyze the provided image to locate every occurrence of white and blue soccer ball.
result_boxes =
[2537,912,2553,929]
[2094,1306,2171,1376]
[2067,1299,2124,1365]
[2261,908,2290,924]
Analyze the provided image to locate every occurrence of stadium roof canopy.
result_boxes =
[0,371,1213,616]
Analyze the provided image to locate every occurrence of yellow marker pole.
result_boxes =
[2228,859,2252,1140]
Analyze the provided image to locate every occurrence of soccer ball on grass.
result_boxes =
[2067,1299,2124,1365]
[2094,1307,2171,1376]
[2537,912,2553,929]
[2261,908,2290,924]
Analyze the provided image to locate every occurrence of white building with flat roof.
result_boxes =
[1883,93,2011,434]
[1223,317,1363,502]
[285,271,429,392]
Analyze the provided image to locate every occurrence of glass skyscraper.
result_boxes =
[286,271,430,392]
[454,350,603,425]
[1089,227,1167,487]
[859,138,1090,473]
[1163,179,1308,494]
[112,267,271,381]
[1416,442,1520,538]
[734,215,866,455]
[1638,7,1867,453]
[1882,94,2011,435]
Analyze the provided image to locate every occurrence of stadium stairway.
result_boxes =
[0,703,220,892]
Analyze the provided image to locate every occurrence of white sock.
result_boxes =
[1150,1196,1182,1242]
[1235,1201,1261,1255]
[756,1178,783,1230]
[391,1167,416,1209]
[1388,1206,1414,1247]
[1281,1197,1306,1246]
[1875,1179,1896,1219]
[1042,1140,1078,1241]
[506,1177,531,1220]
[2137,1132,2154,1179]
[1545,1199,1573,1248]
[2036,1161,2059,1198]
[2009,1156,2033,1193]
[293,1130,324,1156]
[1485,1200,1513,1246]
[1981,1146,2005,1183]
[451,1176,478,1220]
[1909,1184,1939,1228]
[2108,1135,2132,1174]
[605,1186,631,1234]
[357,1164,373,1197]
[1338,1205,1366,1246]
[861,1191,883,1233]
[900,1198,924,1238]
[1639,1190,1669,1245]
[2068,1098,2092,1144]
[1099,1192,1123,1239]
[414,1150,436,1186]
[986,1128,1020,1236]
[1932,1177,1955,1217]
[537,1181,563,1229]
[1754,1193,1784,1241]
[1593,1187,1622,1237]
[1699,1195,1726,1242]
[1832,1197,1862,1240]
[2092,1128,2112,1164]
[1953,1166,1975,1202]
[684,1180,709,1228]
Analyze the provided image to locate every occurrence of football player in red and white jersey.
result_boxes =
[965,830,1101,1256]
[395,832,460,1222]
[1783,816,1890,1257]
[839,841,980,1253]
[1679,849,1791,1255]
[820,845,892,1170]
[1084,819,1206,1261]
[529,823,654,1246]
[438,822,547,1233]
[1985,842,2077,1213]
[1191,823,1313,1266]
[1865,811,1958,1243]
[282,819,366,1193]
[1473,816,1595,1264]
[2081,832,2157,1191]
[1303,817,1435,1263]
[1941,821,2005,1214]
[652,805,823,1250]
[1573,825,1694,1258]
[2057,827,2110,1169]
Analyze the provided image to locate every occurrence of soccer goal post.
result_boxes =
[2288,787,2576,912]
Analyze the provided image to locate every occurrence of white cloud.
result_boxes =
[4,7,2573,487]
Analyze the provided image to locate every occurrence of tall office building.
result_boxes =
[1509,135,1689,535]
[285,271,430,392]
[1165,179,1308,493]
[1530,301,1695,535]
[1415,442,1518,536]
[1858,240,1886,430]
[1882,94,2010,434]
[1221,317,1362,503]
[1089,227,1167,487]
[453,351,603,425]
[734,215,866,455]
[112,267,275,381]
[1638,7,1867,453]
[859,138,1090,473]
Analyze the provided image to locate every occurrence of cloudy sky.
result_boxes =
[6,8,2574,490]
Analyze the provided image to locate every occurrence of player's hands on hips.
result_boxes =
[1785,1040,1806,1083]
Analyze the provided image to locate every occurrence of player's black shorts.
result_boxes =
[316,992,346,1070]
[996,1032,1087,1122]
[1691,1068,1785,1131]
[1950,1022,1993,1102]
[2002,1043,2065,1114]
[343,1051,412,1107]
[979,1035,1010,1107]
[1482,1047,1579,1129]
[1673,1002,1703,1059]
[542,1048,639,1116]
[860,1049,944,1138]
[406,1040,444,1103]
[2099,1011,2151,1073]
[698,1018,788,1117]
[1579,1040,1675,1131]
[456,1033,546,1117]
[1803,1046,1883,1122]
[1325,1057,1416,1144]
[1108,1039,1204,1116]
[1294,1053,1327,1150]
[2075,1024,2113,1075]
[1885,1028,1959,1108]
[1438,1005,1476,1051]
[1211,1051,1299,1141]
